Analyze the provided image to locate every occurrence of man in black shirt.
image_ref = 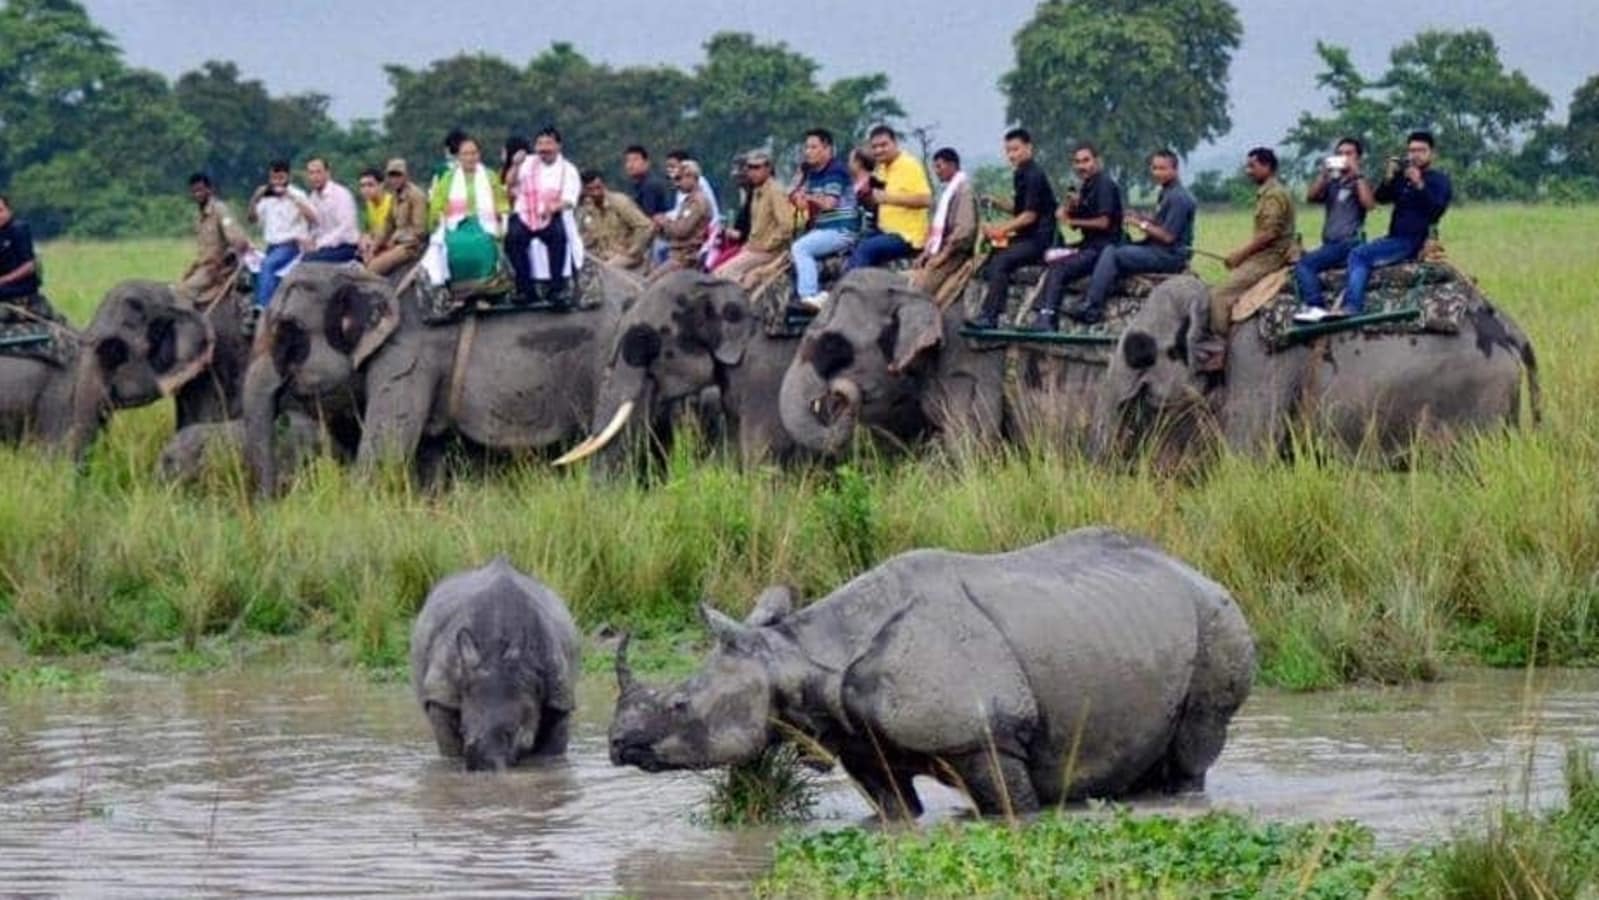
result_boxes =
[1026,142,1123,331]
[0,195,43,302]
[971,128,1058,330]
[622,145,673,217]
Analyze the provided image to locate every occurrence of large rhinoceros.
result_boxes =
[608,528,1255,818]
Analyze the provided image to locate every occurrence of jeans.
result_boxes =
[1083,244,1188,313]
[1036,245,1107,315]
[1343,236,1422,314]
[846,232,915,271]
[254,242,300,308]
[0,280,40,301]
[507,216,571,295]
[1292,237,1360,308]
[302,243,358,264]
[980,235,1049,319]
[790,228,857,297]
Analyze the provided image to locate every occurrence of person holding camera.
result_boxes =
[847,125,932,272]
[1291,137,1377,323]
[247,160,313,308]
[1337,130,1453,316]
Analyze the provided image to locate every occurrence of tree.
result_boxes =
[1566,74,1599,177]
[0,0,124,188]
[1000,0,1241,182]
[382,54,530,176]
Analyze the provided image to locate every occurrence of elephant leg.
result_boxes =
[357,370,437,473]
[840,751,924,821]
[928,372,1002,451]
[1220,337,1301,458]
[953,750,1040,816]
[425,702,463,758]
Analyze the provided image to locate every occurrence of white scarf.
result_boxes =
[926,170,969,255]
[445,164,500,236]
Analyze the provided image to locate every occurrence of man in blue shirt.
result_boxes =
[1292,137,1376,322]
[1064,149,1195,326]
[790,128,859,312]
[1339,130,1452,316]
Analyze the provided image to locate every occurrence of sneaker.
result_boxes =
[1063,304,1103,326]
[1023,309,1059,333]
[964,314,1000,331]
[797,291,829,313]
[1292,306,1329,323]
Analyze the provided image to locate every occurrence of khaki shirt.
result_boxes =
[1253,177,1295,260]
[931,178,978,260]
[381,181,429,250]
[579,191,655,267]
[661,191,712,267]
[745,181,796,253]
[192,198,247,269]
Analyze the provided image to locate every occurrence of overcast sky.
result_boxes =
[84,0,1597,171]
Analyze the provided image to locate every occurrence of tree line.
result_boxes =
[3,0,1596,240]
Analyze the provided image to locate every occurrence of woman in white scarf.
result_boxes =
[422,136,508,286]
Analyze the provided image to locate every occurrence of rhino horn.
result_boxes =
[615,632,636,694]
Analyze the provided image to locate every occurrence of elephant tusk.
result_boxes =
[553,401,635,466]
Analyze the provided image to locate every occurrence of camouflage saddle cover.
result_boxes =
[1254,261,1471,351]
[752,254,914,338]
[959,267,1186,365]
[0,295,78,368]
[418,255,608,326]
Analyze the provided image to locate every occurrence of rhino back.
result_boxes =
[409,558,580,710]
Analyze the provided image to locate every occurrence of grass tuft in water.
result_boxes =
[701,745,820,828]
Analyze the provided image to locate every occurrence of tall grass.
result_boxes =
[4,206,1596,685]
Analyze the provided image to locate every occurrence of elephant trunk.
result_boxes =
[554,364,649,469]
[64,355,109,462]
[779,362,860,456]
[242,353,286,497]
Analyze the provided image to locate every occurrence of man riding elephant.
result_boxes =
[178,174,251,304]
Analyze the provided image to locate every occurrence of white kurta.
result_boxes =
[513,154,586,279]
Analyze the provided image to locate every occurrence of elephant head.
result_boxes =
[556,271,756,466]
[243,263,399,494]
[1095,275,1214,458]
[777,269,941,456]
[69,280,215,456]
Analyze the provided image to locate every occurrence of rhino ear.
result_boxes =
[745,585,795,627]
[457,628,483,670]
[700,602,750,646]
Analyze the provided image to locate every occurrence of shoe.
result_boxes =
[547,282,574,312]
[1023,309,1059,333]
[964,314,1000,331]
[1292,306,1329,323]
[797,291,829,313]
[1063,305,1103,326]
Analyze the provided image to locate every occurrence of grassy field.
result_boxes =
[2,205,1596,688]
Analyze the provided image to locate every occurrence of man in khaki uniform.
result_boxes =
[577,170,655,272]
[1201,147,1295,371]
[366,158,429,277]
[910,147,978,299]
[180,173,250,302]
[711,150,795,289]
[650,160,713,281]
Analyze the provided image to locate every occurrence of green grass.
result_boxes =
[757,746,1599,898]
[700,744,821,828]
[5,205,1598,688]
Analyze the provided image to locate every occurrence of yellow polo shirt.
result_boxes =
[875,153,931,248]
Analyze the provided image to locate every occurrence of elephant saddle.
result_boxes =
[751,254,915,338]
[960,271,1189,364]
[1254,261,1474,350]
[0,295,77,368]
[420,256,609,325]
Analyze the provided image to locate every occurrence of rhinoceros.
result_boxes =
[410,557,581,771]
[608,528,1255,817]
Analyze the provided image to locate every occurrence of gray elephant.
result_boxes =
[609,528,1255,817]
[242,262,638,493]
[157,412,323,485]
[0,281,246,455]
[1098,274,1540,463]
[410,557,581,771]
[555,271,801,469]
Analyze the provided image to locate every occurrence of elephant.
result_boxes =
[0,282,245,456]
[554,271,802,469]
[243,262,639,493]
[1097,274,1541,463]
[157,412,323,485]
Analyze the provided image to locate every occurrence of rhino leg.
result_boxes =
[839,750,924,821]
[425,702,464,759]
[952,750,1039,816]
[1165,590,1255,787]
[530,709,570,758]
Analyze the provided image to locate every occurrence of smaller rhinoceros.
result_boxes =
[410,557,581,771]
[609,528,1255,817]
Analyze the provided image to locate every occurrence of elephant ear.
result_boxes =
[887,288,943,374]
[327,275,400,369]
[709,279,758,367]
[1178,280,1212,374]
[153,297,217,397]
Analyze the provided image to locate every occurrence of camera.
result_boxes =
[1324,155,1348,173]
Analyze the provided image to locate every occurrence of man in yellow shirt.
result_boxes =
[847,125,931,270]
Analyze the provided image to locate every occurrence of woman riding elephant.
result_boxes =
[1094,275,1540,465]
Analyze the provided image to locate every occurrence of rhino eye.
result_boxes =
[670,697,690,714]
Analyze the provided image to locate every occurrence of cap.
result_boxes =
[384,158,408,176]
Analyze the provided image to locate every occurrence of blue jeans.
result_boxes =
[791,228,857,297]
[1292,237,1360,308]
[1084,244,1188,311]
[846,232,915,271]
[302,243,359,264]
[254,242,301,308]
[1343,236,1422,314]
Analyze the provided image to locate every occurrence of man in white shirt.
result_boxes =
[301,157,360,264]
[247,159,313,307]
[507,126,584,306]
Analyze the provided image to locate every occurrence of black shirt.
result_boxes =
[629,174,673,217]
[1069,171,1123,249]
[1011,159,1058,246]
[0,220,40,294]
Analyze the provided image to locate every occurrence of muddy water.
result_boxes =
[1,667,1595,897]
